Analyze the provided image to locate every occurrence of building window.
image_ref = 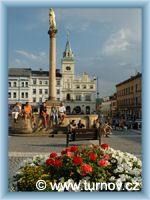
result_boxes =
[90,85,93,89]
[39,80,42,85]
[33,97,36,102]
[57,80,60,86]
[135,84,138,92]
[45,80,48,85]
[66,106,71,115]
[76,95,81,101]
[21,82,24,87]
[8,82,11,87]
[67,83,70,89]
[25,82,28,87]
[45,89,48,94]
[39,97,42,103]
[21,92,24,98]
[136,97,138,105]
[13,82,17,87]
[57,89,60,95]
[83,85,86,89]
[39,89,42,94]
[86,106,90,114]
[25,92,28,98]
[33,79,36,84]
[85,95,91,101]
[74,106,81,114]
[8,92,11,98]
[33,89,36,94]
[131,86,133,93]
[76,85,80,89]
[66,93,71,100]
[13,92,16,98]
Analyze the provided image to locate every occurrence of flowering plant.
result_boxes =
[12,144,142,192]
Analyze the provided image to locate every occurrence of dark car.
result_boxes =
[132,119,142,129]
[125,120,134,129]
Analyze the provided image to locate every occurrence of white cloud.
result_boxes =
[102,28,133,55]
[16,50,48,61]
[15,58,21,65]
[16,50,37,60]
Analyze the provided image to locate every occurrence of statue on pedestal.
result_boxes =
[49,8,56,29]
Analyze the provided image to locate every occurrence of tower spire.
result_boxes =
[63,31,74,59]
[67,29,70,41]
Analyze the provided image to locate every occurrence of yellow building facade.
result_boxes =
[116,72,142,120]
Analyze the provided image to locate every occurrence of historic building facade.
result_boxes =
[100,94,117,118]
[116,72,142,120]
[8,68,62,110]
[61,38,96,115]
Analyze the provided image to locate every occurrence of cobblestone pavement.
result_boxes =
[8,129,142,191]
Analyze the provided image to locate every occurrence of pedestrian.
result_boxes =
[68,120,77,141]
[77,119,85,129]
[50,104,59,125]
[58,102,66,125]
[23,102,32,127]
[39,102,49,129]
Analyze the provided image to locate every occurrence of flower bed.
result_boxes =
[12,144,142,192]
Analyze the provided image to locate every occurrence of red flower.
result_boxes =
[61,150,66,155]
[46,158,55,166]
[50,152,58,158]
[72,156,83,165]
[70,146,78,152]
[65,148,71,153]
[98,159,108,167]
[54,159,62,167]
[103,154,110,160]
[67,152,74,157]
[89,152,97,161]
[80,164,93,175]
[101,144,109,150]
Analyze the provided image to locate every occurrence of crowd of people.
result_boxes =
[10,101,117,138]
[10,101,67,129]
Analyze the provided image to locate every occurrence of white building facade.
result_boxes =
[8,68,62,111]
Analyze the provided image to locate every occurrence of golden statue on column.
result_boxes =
[49,8,56,29]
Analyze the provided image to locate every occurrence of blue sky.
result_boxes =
[8,8,142,97]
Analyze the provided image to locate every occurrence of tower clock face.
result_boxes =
[66,66,71,71]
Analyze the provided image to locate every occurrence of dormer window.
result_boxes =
[66,66,71,71]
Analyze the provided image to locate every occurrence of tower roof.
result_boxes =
[62,33,74,60]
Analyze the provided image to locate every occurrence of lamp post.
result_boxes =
[94,76,100,115]
[97,76,100,99]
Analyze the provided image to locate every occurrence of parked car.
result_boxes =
[132,119,142,129]
[125,120,134,129]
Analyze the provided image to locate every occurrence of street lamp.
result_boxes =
[94,76,99,99]
[94,76,100,116]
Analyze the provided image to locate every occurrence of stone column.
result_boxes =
[48,28,57,100]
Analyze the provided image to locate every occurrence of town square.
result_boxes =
[7,8,142,192]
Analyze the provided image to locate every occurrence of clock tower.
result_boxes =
[61,35,75,100]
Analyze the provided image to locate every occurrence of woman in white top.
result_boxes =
[58,102,66,125]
